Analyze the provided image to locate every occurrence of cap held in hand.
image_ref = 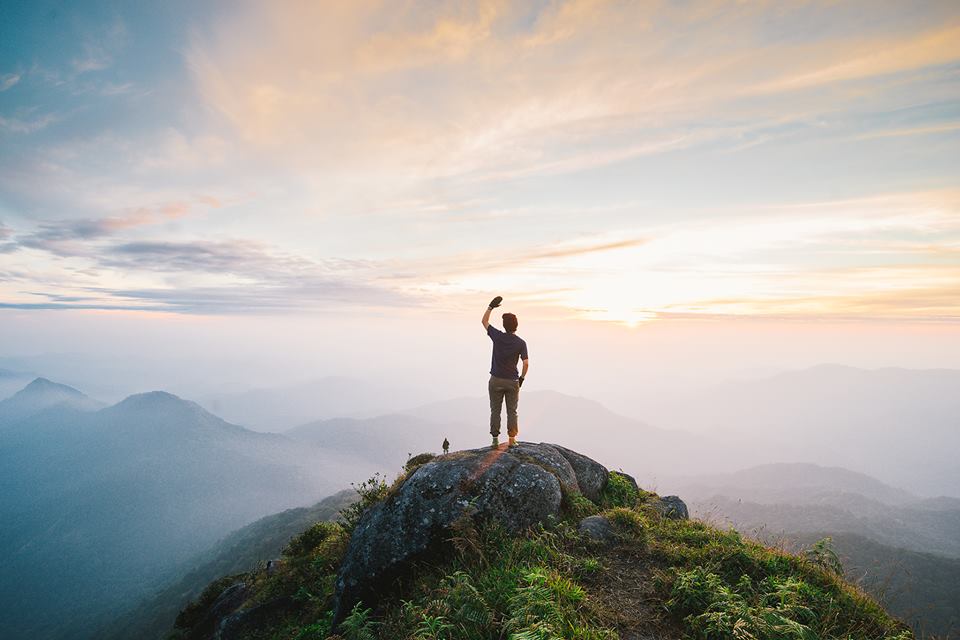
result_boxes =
[488,296,503,309]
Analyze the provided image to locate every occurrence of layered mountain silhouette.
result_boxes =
[288,390,754,483]
[0,379,377,640]
[3,371,957,639]
[199,376,432,432]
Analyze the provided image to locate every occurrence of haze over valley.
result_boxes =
[1,360,958,638]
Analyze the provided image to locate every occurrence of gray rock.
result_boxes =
[332,442,596,626]
[655,495,689,520]
[551,443,609,502]
[578,515,616,544]
[183,580,248,639]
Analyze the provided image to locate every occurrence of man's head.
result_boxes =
[502,312,518,333]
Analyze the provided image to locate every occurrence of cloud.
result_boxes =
[0,112,60,134]
[751,23,960,94]
[101,239,321,278]
[407,190,960,324]
[71,17,128,73]
[185,1,960,182]
[8,202,201,257]
[2,241,416,314]
[0,73,20,91]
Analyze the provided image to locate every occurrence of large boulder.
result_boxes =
[331,442,609,625]
[551,444,609,502]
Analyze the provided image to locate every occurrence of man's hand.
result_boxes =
[518,375,525,388]
[488,295,502,309]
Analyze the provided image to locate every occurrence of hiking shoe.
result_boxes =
[508,437,517,447]
[491,436,500,448]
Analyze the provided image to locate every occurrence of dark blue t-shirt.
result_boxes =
[487,325,528,380]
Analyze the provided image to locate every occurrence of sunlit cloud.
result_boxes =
[408,190,960,324]
[750,23,960,94]
[184,0,960,185]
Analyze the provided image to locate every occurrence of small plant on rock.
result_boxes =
[338,474,389,532]
[804,537,844,576]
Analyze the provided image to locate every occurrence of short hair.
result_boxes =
[502,313,518,333]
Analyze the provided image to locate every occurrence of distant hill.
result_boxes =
[0,380,377,640]
[287,413,470,469]
[0,377,103,426]
[97,490,357,640]
[665,462,917,506]
[401,390,759,482]
[695,495,960,559]
[199,376,432,432]
[286,390,759,484]
[787,533,960,638]
[633,365,960,497]
[669,463,960,557]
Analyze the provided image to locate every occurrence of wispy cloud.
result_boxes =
[71,17,128,73]
[0,73,20,91]
[7,201,205,257]
[185,1,960,183]
[2,236,413,314]
[0,111,60,134]
[750,23,960,94]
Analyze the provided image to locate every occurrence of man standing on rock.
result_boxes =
[481,296,529,448]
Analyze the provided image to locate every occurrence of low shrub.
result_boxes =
[599,471,639,509]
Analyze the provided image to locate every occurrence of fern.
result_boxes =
[340,602,377,640]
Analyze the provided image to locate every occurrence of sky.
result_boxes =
[1,1,959,400]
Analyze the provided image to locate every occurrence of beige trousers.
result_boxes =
[488,375,520,437]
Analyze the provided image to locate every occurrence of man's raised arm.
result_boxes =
[482,296,502,330]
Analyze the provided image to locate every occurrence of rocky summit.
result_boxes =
[331,441,671,625]
[170,440,912,640]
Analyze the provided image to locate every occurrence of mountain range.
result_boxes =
[0,378,376,640]
[198,376,433,432]
[287,390,762,485]
[2,366,959,638]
